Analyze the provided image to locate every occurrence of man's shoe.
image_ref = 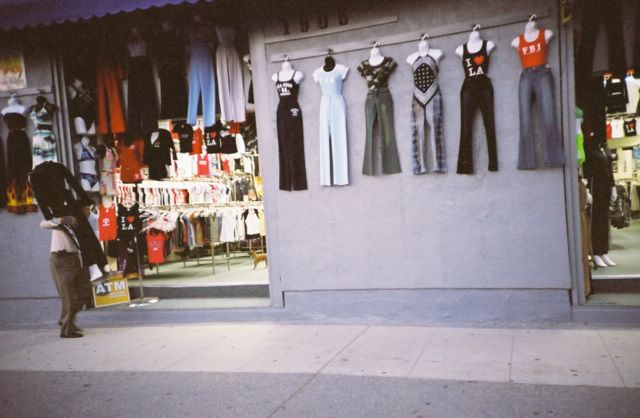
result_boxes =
[60,331,84,338]
[71,324,83,333]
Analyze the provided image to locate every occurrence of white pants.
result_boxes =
[216,44,246,123]
[319,94,349,186]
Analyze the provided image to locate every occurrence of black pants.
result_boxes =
[590,177,612,255]
[127,57,159,135]
[276,99,308,191]
[159,63,188,120]
[575,0,626,106]
[457,77,497,174]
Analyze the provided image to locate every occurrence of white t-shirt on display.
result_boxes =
[625,76,640,115]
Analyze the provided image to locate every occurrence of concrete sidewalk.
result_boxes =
[1,323,640,417]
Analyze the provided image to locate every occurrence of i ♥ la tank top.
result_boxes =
[462,41,489,79]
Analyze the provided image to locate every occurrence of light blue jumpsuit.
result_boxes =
[314,64,349,186]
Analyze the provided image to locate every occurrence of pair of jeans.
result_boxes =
[276,97,308,190]
[127,57,158,135]
[187,44,216,127]
[518,66,565,169]
[411,90,445,174]
[363,88,401,175]
[575,0,626,106]
[457,77,497,174]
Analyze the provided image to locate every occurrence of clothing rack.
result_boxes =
[269,8,551,63]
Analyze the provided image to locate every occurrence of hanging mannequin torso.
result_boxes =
[272,60,304,84]
[455,30,495,58]
[407,39,443,65]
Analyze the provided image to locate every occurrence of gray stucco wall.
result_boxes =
[252,0,573,294]
[0,48,59,299]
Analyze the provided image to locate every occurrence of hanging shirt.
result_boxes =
[517,29,548,68]
[626,76,640,114]
[147,230,166,264]
[172,121,193,153]
[98,204,117,241]
[462,41,490,79]
[117,203,140,238]
[605,78,628,113]
[624,118,637,137]
[117,138,144,183]
[197,154,210,176]
[204,123,223,153]
[191,127,203,155]
[611,118,625,138]
[356,57,397,90]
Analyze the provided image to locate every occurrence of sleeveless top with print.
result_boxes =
[462,41,490,80]
[276,71,300,102]
[412,54,439,106]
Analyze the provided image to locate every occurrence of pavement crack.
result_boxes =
[406,327,436,377]
[597,330,626,387]
[266,325,370,418]
[508,329,515,383]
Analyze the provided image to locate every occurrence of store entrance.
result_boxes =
[574,0,640,306]
[61,7,270,309]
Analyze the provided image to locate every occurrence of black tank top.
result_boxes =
[276,71,299,101]
[462,41,489,80]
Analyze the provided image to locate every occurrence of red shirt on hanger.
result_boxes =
[517,29,548,68]
[98,204,117,241]
[191,128,203,155]
[147,230,166,264]
[117,137,145,183]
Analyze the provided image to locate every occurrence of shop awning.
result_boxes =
[0,0,213,31]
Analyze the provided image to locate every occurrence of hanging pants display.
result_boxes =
[457,77,498,174]
[96,60,126,134]
[411,91,445,174]
[127,57,158,135]
[32,128,58,168]
[319,94,349,186]
[362,88,401,175]
[187,44,216,127]
[276,96,307,191]
[216,43,246,123]
[575,0,626,105]
[517,65,565,169]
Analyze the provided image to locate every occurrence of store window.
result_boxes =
[574,0,640,305]
[60,9,269,308]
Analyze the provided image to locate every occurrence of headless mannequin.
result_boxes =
[510,19,554,50]
[271,59,304,84]
[1,94,26,115]
[407,36,443,64]
[323,54,336,72]
[128,26,147,57]
[368,44,384,66]
[33,95,56,118]
[455,27,495,58]
[67,78,96,135]
[74,137,99,192]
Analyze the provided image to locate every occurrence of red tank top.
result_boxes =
[98,205,117,241]
[147,231,166,264]
[197,154,210,176]
[518,29,548,68]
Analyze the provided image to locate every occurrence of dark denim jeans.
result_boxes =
[518,66,565,170]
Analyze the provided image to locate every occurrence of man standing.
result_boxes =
[41,215,86,338]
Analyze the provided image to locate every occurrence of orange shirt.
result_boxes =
[191,128,203,155]
[117,138,145,183]
[518,30,548,68]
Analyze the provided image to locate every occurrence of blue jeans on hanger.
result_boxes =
[518,65,565,170]
[187,44,216,127]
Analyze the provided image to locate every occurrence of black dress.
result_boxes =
[583,144,615,255]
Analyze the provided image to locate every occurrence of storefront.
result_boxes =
[0,0,638,322]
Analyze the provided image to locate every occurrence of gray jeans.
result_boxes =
[518,66,565,169]
[363,88,402,175]
[411,90,446,174]
[49,252,85,336]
